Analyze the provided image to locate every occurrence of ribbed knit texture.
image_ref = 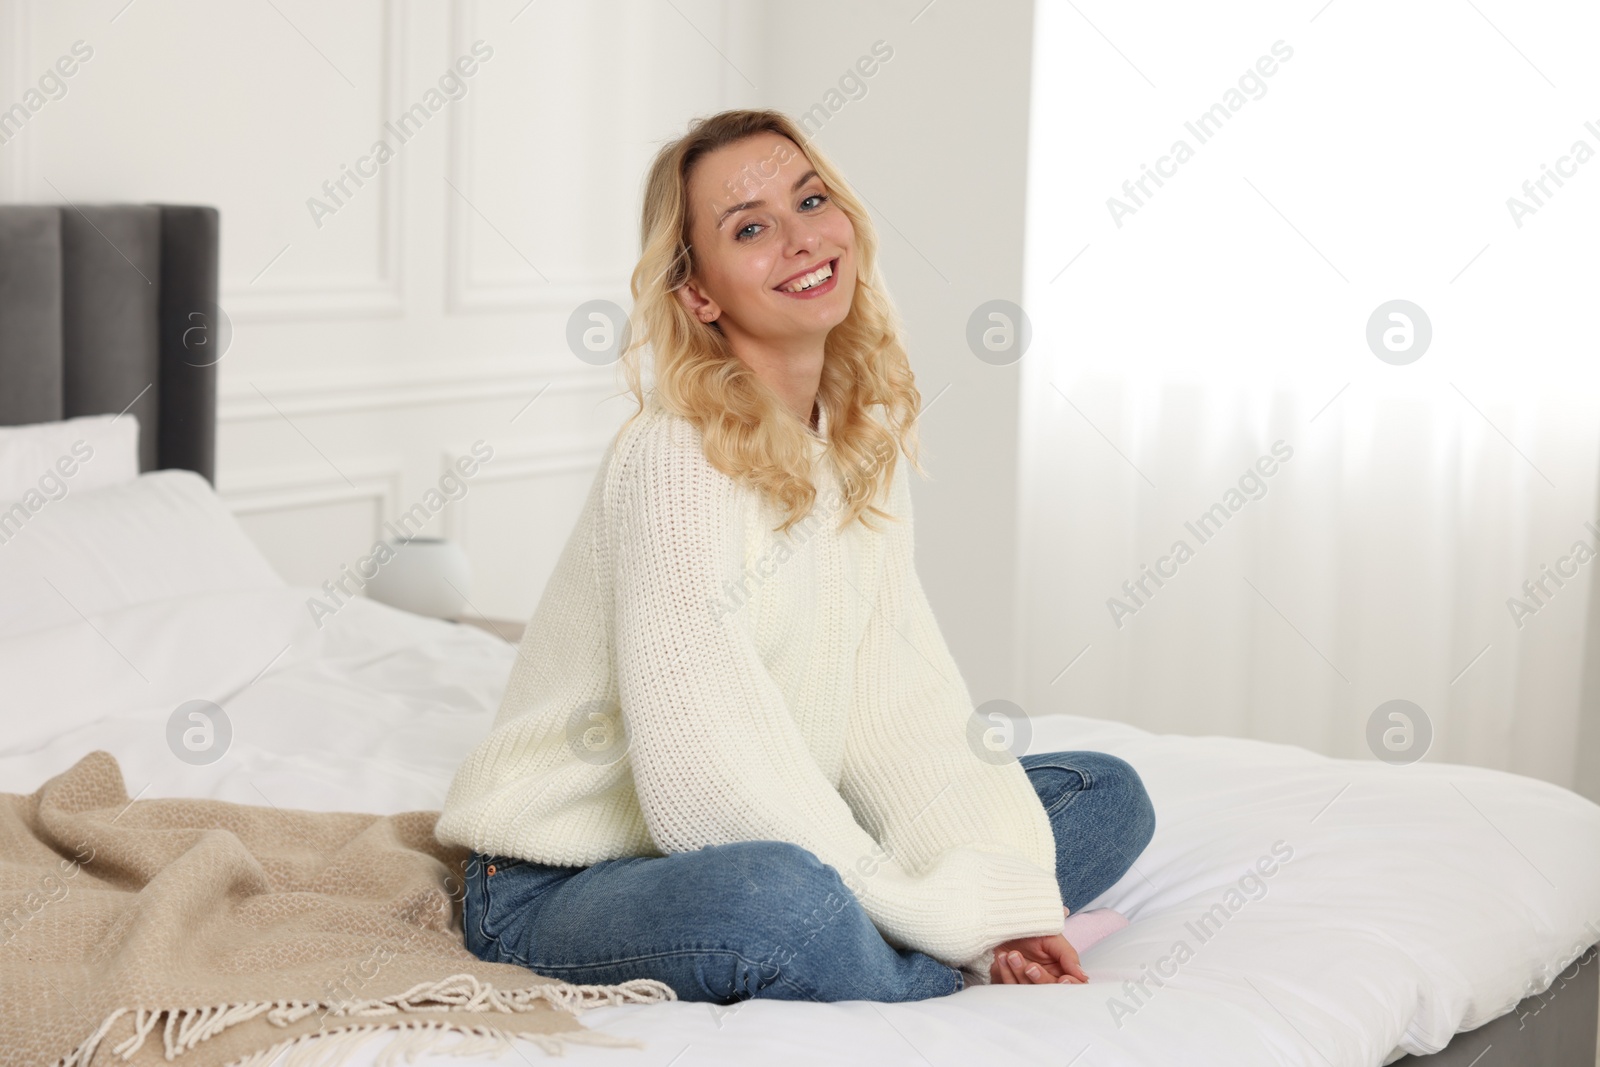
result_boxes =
[434,395,1066,972]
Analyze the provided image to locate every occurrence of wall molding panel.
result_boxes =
[443,0,630,314]
[218,358,619,423]
[3,0,742,620]
[436,439,607,545]
[220,0,407,322]
[220,460,404,530]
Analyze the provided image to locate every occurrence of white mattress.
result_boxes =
[4,585,1599,1066]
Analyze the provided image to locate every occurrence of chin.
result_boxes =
[804,301,853,335]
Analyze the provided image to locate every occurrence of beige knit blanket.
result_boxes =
[0,751,677,1067]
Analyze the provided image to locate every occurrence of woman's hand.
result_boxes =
[989,932,1088,985]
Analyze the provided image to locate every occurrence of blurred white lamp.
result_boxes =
[364,536,471,619]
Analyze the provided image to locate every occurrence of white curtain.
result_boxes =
[1018,1,1600,796]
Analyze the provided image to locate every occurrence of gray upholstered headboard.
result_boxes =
[0,204,219,484]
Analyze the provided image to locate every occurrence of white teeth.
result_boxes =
[782,261,833,293]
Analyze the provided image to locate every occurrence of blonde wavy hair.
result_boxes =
[615,108,926,535]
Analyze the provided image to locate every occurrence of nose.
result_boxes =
[780,225,819,262]
[780,214,822,258]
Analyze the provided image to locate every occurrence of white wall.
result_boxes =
[1019,0,1600,797]
[0,0,1037,702]
[748,0,1038,708]
[1,0,749,623]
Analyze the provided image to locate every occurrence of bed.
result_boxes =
[2,203,1598,1066]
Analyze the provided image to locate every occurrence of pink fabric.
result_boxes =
[1060,907,1130,954]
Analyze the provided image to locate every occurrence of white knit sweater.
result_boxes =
[434,395,1066,973]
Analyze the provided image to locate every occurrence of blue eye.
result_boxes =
[733,194,829,242]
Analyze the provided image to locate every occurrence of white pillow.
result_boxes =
[0,468,283,638]
[0,413,141,505]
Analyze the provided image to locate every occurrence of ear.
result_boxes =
[674,277,722,324]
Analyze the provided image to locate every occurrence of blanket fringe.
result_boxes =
[54,973,675,1066]
[224,1018,646,1067]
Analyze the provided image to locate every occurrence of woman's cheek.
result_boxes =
[745,251,780,295]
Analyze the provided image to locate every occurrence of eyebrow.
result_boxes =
[715,169,821,230]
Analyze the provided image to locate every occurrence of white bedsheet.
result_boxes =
[3,585,1598,1066]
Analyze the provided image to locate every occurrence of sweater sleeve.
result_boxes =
[837,454,1066,959]
[605,426,1054,971]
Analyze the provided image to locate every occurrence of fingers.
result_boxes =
[1000,950,1057,984]
[1048,938,1090,983]
[988,940,1091,986]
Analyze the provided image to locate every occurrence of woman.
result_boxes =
[434,108,1156,1002]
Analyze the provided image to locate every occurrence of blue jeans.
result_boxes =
[460,750,1156,1003]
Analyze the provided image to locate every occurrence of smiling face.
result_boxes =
[676,134,856,347]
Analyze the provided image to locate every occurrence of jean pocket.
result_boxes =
[477,855,567,961]
[481,853,528,876]
[1027,764,1090,816]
